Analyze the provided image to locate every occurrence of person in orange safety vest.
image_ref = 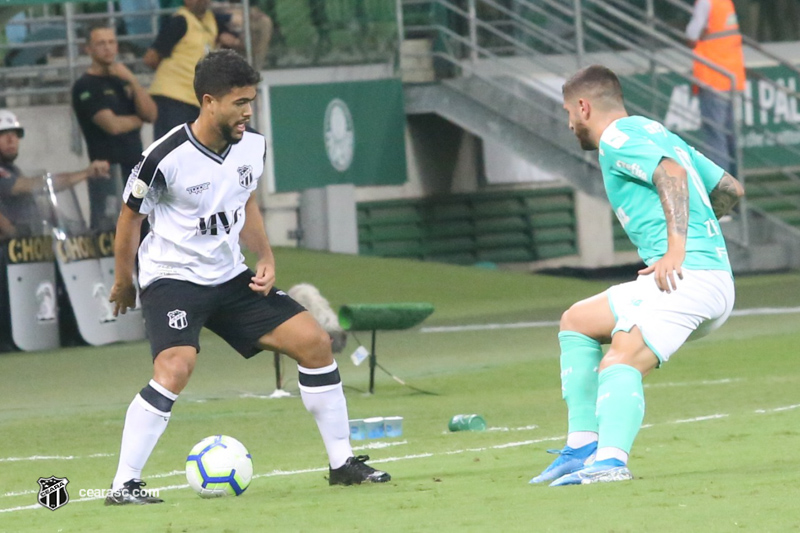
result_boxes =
[686,0,745,175]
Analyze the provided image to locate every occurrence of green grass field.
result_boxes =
[2,249,800,532]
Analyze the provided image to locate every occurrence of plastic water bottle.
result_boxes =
[448,414,487,432]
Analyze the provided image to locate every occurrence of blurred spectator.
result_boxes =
[261,0,287,60]
[213,1,274,70]
[4,11,28,44]
[144,0,241,138]
[686,0,745,175]
[119,0,160,52]
[308,0,332,58]
[756,0,800,42]
[0,110,110,236]
[0,209,14,239]
[72,23,157,231]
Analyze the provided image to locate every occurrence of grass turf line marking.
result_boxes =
[755,403,800,414]
[0,452,113,463]
[421,306,800,334]
[644,378,742,389]
[730,306,800,317]
[2,490,37,497]
[488,425,539,432]
[672,414,728,424]
[421,321,559,333]
[353,440,408,451]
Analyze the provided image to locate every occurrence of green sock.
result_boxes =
[596,364,645,454]
[558,331,602,434]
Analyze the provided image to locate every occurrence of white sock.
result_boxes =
[594,446,629,464]
[566,431,598,449]
[298,362,353,469]
[111,380,177,490]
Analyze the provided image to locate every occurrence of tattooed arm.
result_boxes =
[638,158,688,292]
[709,172,745,219]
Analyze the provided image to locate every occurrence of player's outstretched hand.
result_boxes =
[110,281,137,316]
[249,260,275,296]
[638,248,684,293]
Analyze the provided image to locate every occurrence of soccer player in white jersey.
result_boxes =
[105,50,390,505]
[529,65,745,486]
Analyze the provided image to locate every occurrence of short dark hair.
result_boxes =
[562,64,625,108]
[85,21,114,43]
[194,50,261,104]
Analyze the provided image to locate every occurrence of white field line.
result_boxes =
[420,321,559,333]
[644,378,742,389]
[353,440,408,451]
[488,425,539,432]
[420,306,800,334]
[5,402,800,514]
[730,306,800,317]
[672,414,729,424]
[755,403,800,414]
[0,453,113,463]
[2,490,37,497]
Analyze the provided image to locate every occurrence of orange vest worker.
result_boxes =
[693,0,745,92]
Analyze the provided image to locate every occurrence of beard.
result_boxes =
[573,122,597,151]
[219,122,245,146]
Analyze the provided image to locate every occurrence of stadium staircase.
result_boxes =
[397,0,800,271]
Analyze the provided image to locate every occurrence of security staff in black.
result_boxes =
[72,24,157,230]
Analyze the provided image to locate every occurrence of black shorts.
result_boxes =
[140,270,305,359]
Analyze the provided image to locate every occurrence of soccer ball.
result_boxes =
[185,435,253,498]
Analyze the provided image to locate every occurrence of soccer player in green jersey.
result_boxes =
[530,65,745,486]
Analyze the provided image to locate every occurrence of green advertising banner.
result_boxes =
[621,66,800,170]
[268,79,407,192]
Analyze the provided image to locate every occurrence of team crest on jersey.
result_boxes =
[168,309,188,330]
[186,182,210,195]
[37,476,69,511]
[238,165,254,189]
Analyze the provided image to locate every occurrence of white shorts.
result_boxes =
[606,269,735,363]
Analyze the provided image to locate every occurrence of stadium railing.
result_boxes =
[0,0,400,106]
[394,0,800,246]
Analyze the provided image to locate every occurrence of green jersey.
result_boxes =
[598,115,731,274]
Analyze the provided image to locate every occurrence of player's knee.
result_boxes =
[560,306,579,332]
[153,350,195,392]
[294,329,333,368]
[310,329,333,357]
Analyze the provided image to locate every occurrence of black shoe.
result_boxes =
[328,455,391,486]
[104,479,164,505]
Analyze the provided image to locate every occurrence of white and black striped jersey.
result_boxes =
[123,123,265,288]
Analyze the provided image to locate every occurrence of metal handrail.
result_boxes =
[397,0,760,245]
[599,0,800,242]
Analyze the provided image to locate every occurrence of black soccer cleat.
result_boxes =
[328,455,391,486]
[104,479,164,505]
